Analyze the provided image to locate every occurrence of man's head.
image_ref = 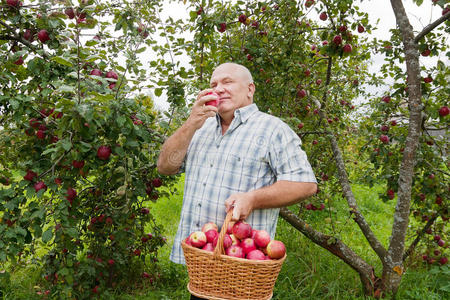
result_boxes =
[210,63,255,121]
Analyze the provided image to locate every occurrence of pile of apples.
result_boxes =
[184,221,286,260]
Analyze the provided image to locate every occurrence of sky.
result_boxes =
[151,0,447,110]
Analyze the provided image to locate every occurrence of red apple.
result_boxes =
[343,44,352,53]
[201,222,218,233]
[266,240,286,259]
[229,234,239,246]
[65,7,75,19]
[97,145,111,160]
[6,0,21,8]
[24,169,37,181]
[34,181,47,192]
[205,92,219,107]
[254,230,271,248]
[421,49,431,56]
[437,239,445,247]
[297,89,307,98]
[440,257,448,265]
[72,160,85,169]
[298,123,304,129]
[333,35,342,45]
[189,231,207,248]
[37,29,50,43]
[246,249,266,260]
[357,24,365,33]
[379,135,389,144]
[212,233,232,249]
[218,23,227,33]
[387,189,395,200]
[382,96,391,103]
[205,229,218,244]
[240,238,257,255]
[232,221,252,240]
[319,12,327,21]
[23,29,33,41]
[36,130,46,139]
[90,68,102,76]
[439,106,449,117]
[66,187,77,201]
[202,242,214,252]
[238,14,247,24]
[106,70,118,80]
[226,244,245,258]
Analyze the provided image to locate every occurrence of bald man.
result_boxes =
[158,63,317,272]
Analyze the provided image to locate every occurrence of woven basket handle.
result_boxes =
[213,210,233,257]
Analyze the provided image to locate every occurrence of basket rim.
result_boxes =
[181,240,287,265]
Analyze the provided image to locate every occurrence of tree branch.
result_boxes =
[403,214,438,261]
[279,207,377,282]
[414,11,450,43]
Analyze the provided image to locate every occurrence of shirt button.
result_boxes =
[196,222,200,227]
[210,164,213,167]
[198,203,201,207]
[203,183,206,186]
[216,144,219,148]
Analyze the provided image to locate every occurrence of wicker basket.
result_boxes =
[181,211,286,300]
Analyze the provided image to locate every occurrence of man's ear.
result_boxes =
[248,82,255,99]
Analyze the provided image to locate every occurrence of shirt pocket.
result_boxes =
[229,153,271,179]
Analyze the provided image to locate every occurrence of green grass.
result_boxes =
[1,176,448,299]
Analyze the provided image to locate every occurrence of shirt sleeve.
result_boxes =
[268,121,317,183]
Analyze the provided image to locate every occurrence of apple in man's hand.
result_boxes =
[205,92,219,107]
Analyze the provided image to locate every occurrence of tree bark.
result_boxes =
[382,0,423,296]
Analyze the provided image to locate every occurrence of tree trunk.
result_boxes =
[381,0,424,296]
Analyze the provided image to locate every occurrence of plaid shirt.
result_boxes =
[170,104,316,264]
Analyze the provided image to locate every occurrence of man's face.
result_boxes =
[210,64,254,116]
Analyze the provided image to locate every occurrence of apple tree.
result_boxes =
[162,0,449,297]
[0,0,181,297]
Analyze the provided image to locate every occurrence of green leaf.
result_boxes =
[65,228,79,238]
[59,85,75,93]
[61,139,72,151]
[154,88,163,97]
[51,56,73,67]
[42,228,53,243]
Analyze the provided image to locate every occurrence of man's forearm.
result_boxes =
[249,181,317,210]
[157,123,197,175]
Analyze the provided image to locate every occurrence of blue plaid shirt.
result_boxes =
[170,104,316,264]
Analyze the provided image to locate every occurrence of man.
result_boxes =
[157,62,317,298]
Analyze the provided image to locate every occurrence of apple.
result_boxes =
[437,240,445,247]
[305,0,314,8]
[106,70,118,80]
[202,243,214,252]
[246,249,266,260]
[439,106,449,117]
[218,23,227,33]
[319,12,327,21]
[108,259,115,266]
[229,234,239,246]
[238,14,247,24]
[189,231,207,248]
[205,92,219,107]
[381,125,389,132]
[36,130,46,139]
[266,240,286,259]
[202,222,218,233]
[72,160,85,169]
[90,68,102,76]
[240,238,257,255]
[387,189,395,200]
[6,0,21,7]
[379,135,389,144]
[382,96,391,103]
[140,207,150,215]
[66,187,77,201]
[421,49,431,56]
[24,169,37,181]
[298,123,304,129]
[97,145,111,160]
[29,118,40,128]
[423,76,433,83]
[333,35,342,45]
[232,221,252,240]
[65,7,75,19]
[226,245,245,258]
[297,89,307,98]
[151,178,162,187]
[14,56,24,65]
[205,229,218,243]
[34,181,47,192]
[343,44,352,53]
[134,249,141,256]
[37,30,50,43]
[357,24,365,33]
[339,25,347,32]
[440,257,448,265]
[254,230,271,248]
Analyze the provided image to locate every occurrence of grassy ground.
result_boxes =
[1,175,448,299]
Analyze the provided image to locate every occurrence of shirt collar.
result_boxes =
[216,103,259,125]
